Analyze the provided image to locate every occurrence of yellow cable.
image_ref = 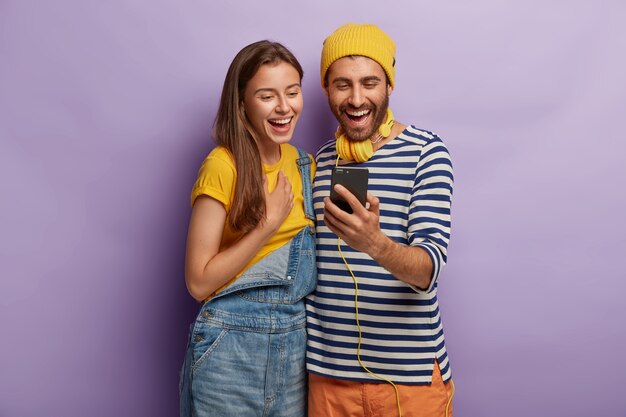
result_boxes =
[337,239,403,417]
[445,379,455,417]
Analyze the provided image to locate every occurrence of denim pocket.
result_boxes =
[191,322,228,372]
[235,284,289,303]
[292,247,317,301]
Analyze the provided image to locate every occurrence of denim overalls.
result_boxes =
[180,149,317,417]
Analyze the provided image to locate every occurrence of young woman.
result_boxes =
[179,41,316,417]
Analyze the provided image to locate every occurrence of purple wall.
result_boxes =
[1,1,625,416]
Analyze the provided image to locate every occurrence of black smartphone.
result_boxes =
[330,166,369,214]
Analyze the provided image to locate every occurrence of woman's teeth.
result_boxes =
[269,117,291,125]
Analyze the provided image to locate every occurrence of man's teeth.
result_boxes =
[347,109,370,117]
[270,118,291,124]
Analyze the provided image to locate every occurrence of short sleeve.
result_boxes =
[190,150,237,209]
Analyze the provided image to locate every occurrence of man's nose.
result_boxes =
[347,87,365,108]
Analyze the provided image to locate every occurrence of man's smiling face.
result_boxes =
[325,55,392,142]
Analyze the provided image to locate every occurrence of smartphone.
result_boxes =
[330,166,369,214]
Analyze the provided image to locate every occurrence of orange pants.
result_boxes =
[308,362,453,417]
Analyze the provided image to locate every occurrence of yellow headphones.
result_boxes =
[335,108,395,163]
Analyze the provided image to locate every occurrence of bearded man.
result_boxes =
[306,23,456,417]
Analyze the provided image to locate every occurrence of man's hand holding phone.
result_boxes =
[329,167,368,214]
[324,167,386,255]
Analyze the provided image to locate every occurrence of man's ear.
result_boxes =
[323,86,330,97]
[387,84,393,96]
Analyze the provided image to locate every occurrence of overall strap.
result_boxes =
[296,148,315,222]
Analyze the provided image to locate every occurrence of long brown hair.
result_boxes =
[213,40,303,234]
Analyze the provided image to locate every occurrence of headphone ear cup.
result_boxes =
[335,108,394,162]
[378,108,394,138]
[379,122,392,137]
[336,134,373,163]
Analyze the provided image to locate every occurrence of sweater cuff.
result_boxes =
[409,243,442,293]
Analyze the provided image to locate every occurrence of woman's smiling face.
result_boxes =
[243,61,303,148]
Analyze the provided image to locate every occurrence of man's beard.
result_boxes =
[331,95,389,142]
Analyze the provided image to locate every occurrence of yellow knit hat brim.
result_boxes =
[321,23,396,88]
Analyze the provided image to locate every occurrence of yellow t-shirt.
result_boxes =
[190,143,315,293]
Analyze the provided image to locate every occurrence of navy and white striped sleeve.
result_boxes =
[408,135,454,293]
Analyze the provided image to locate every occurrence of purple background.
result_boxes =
[1,1,625,416]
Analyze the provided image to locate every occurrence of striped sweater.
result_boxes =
[306,125,454,385]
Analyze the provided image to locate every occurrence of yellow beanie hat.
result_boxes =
[321,23,396,88]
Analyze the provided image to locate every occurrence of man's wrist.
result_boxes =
[369,232,393,262]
